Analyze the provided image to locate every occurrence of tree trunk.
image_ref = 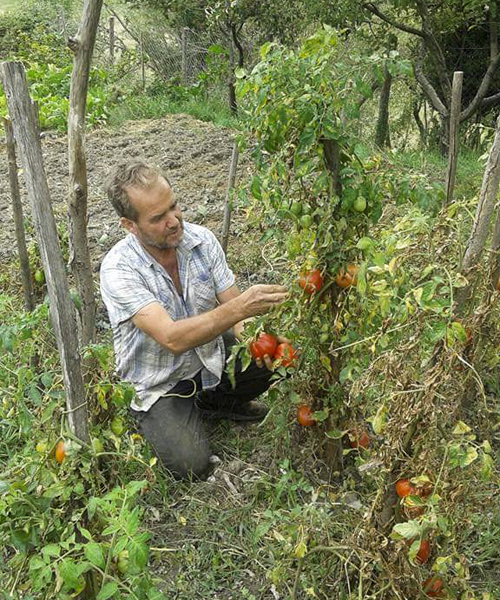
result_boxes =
[67,0,103,347]
[4,116,35,311]
[375,68,393,148]
[2,61,89,443]
[455,114,500,313]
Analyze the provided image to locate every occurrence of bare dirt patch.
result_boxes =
[0,114,253,270]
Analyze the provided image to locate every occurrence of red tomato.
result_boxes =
[335,264,358,288]
[349,431,370,449]
[298,269,323,295]
[297,404,315,427]
[249,333,278,360]
[395,478,416,498]
[55,441,66,464]
[422,576,444,598]
[415,539,431,565]
[274,342,297,367]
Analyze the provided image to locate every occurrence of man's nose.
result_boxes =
[166,214,179,229]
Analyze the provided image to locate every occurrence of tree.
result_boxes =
[363,0,500,150]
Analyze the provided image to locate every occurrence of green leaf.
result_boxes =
[235,67,246,79]
[370,404,386,435]
[392,521,421,539]
[452,421,472,435]
[463,446,478,466]
[250,175,262,200]
[97,582,119,600]
[84,542,106,569]
[58,559,84,591]
[356,237,372,250]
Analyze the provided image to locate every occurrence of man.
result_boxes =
[100,161,288,479]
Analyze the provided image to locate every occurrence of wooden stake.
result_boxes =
[444,71,463,206]
[4,116,35,311]
[1,61,89,443]
[221,141,239,254]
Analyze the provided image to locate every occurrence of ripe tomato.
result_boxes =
[349,431,370,449]
[274,342,297,367]
[298,269,323,295]
[335,264,358,288]
[415,539,431,565]
[249,333,278,360]
[297,404,315,427]
[395,478,416,498]
[55,440,66,464]
[422,576,444,598]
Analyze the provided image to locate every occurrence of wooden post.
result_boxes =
[109,16,115,64]
[221,141,239,254]
[1,61,89,443]
[181,27,188,85]
[4,116,35,311]
[67,0,103,347]
[444,71,463,206]
[140,31,146,90]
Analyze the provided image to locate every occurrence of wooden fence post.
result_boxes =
[444,71,463,206]
[109,16,115,64]
[4,116,35,311]
[140,31,146,90]
[181,27,189,85]
[221,141,239,254]
[1,61,89,443]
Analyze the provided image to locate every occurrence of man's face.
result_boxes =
[122,178,184,250]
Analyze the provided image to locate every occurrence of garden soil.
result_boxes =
[0,113,255,275]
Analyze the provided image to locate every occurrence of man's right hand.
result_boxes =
[237,284,288,318]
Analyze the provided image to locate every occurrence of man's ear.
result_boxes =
[120,217,136,234]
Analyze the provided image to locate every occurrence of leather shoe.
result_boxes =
[195,400,269,422]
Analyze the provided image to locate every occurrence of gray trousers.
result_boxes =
[130,335,273,479]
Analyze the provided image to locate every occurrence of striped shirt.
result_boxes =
[100,222,235,411]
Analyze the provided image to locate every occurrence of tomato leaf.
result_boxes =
[84,542,106,569]
[392,521,421,539]
[96,582,119,600]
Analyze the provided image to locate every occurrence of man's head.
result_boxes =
[105,162,183,251]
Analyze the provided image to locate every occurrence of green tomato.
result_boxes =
[290,202,302,217]
[320,333,329,344]
[117,550,129,574]
[353,196,367,212]
[110,417,124,436]
[35,441,48,453]
[299,214,313,228]
[91,438,104,454]
[34,269,45,284]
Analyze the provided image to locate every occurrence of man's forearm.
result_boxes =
[159,299,245,355]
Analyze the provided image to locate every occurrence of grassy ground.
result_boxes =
[0,0,21,14]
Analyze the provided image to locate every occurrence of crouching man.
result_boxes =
[100,162,288,479]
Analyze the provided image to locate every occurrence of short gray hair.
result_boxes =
[105,161,171,221]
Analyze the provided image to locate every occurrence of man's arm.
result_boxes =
[132,284,287,355]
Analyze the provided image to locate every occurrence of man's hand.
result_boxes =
[236,284,288,319]
[255,335,292,370]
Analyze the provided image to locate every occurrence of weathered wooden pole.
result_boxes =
[109,16,115,64]
[181,27,188,85]
[1,61,89,443]
[4,116,35,311]
[455,114,500,313]
[444,71,463,206]
[221,141,239,254]
[67,0,103,346]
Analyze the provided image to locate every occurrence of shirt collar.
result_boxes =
[126,222,203,267]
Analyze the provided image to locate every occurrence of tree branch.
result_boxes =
[414,47,448,117]
[480,91,500,111]
[461,52,500,121]
[363,3,424,38]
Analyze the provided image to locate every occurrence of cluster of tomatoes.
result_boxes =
[395,478,445,597]
[248,263,360,426]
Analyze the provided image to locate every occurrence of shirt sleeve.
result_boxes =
[205,230,236,294]
[100,261,158,327]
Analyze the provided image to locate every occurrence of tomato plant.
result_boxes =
[249,332,278,360]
